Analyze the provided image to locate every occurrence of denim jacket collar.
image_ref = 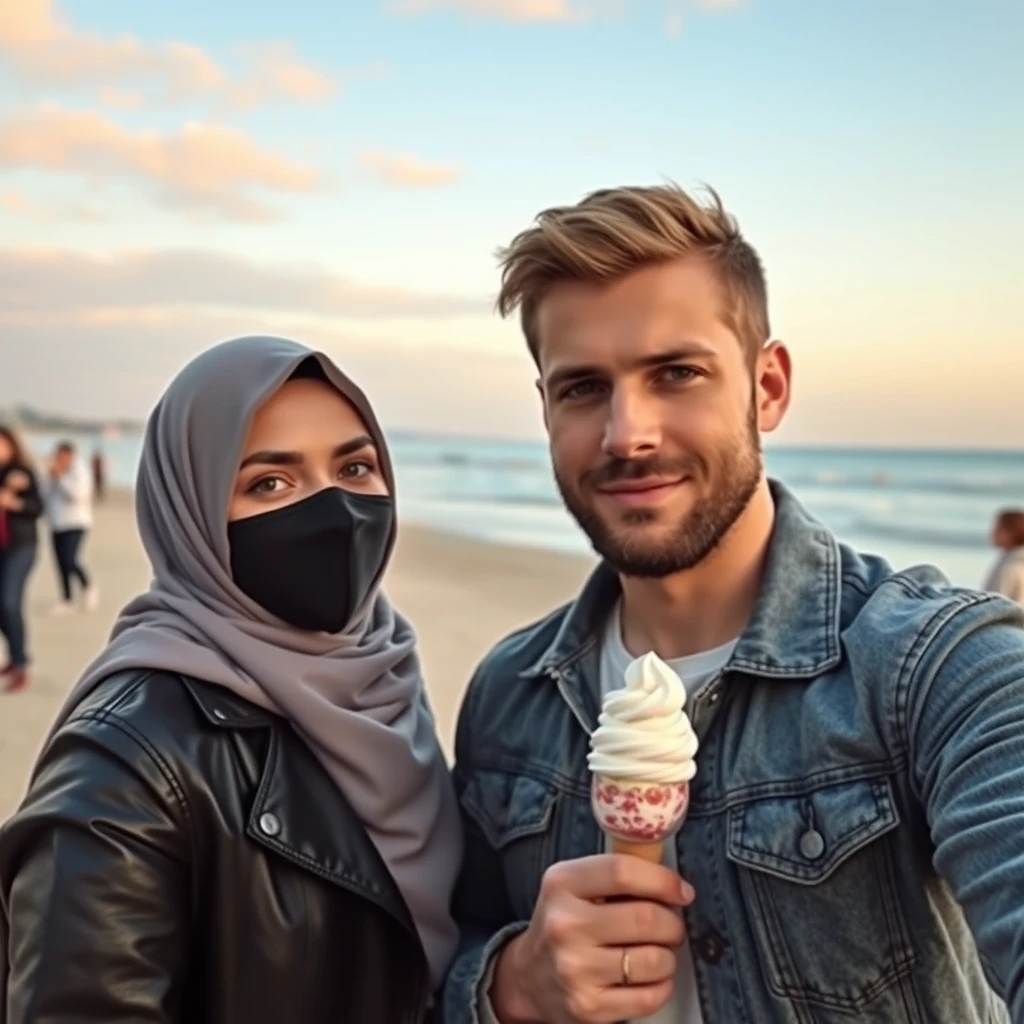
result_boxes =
[519,479,844,683]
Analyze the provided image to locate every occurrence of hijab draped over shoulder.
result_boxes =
[50,335,462,986]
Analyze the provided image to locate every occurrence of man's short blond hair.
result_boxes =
[496,182,770,365]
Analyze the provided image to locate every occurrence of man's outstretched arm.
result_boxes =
[907,592,1024,1019]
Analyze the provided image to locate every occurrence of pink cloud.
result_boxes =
[389,0,588,21]
[0,0,337,107]
[0,186,106,222]
[359,148,461,188]
[96,87,146,110]
[0,246,487,319]
[0,106,320,221]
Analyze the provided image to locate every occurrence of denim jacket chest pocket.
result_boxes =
[725,774,918,1020]
[461,769,597,921]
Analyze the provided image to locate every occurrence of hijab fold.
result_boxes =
[50,335,462,987]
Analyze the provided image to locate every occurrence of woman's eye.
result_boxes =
[249,476,285,495]
[341,460,372,479]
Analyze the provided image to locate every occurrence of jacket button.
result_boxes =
[799,828,825,860]
[694,929,727,964]
[259,812,281,837]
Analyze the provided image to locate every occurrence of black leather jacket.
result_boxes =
[0,669,433,1023]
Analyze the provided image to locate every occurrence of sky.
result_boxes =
[0,0,1021,447]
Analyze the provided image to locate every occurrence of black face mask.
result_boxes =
[228,487,394,633]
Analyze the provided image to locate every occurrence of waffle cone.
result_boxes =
[608,835,666,863]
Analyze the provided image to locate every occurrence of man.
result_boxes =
[441,183,1024,1023]
[44,440,97,614]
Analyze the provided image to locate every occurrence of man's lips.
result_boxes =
[596,477,685,507]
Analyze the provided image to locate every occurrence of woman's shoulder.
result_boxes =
[10,672,278,841]
[62,669,277,752]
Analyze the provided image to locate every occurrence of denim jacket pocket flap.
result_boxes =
[725,776,899,884]
[461,770,558,850]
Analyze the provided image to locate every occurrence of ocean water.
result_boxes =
[26,431,1024,590]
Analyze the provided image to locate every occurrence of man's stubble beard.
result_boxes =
[554,403,763,579]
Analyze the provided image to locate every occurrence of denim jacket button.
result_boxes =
[799,828,825,860]
[694,929,727,964]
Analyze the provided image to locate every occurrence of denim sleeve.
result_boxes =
[439,680,529,1024]
[906,592,1024,1018]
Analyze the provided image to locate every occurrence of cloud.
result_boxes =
[223,43,336,111]
[665,0,742,34]
[0,0,337,107]
[0,308,542,440]
[1,187,106,221]
[359,148,461,188]
[0,247,488,320]
[389,0,588,22]
[96,87,146,110]
[0,106,320,221]
[392,0,742,27]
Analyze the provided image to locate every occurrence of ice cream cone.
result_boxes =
[587,652,698,859]
[591,774,690,851]
[608,835,666,863]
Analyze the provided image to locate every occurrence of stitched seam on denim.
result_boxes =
[875,833,923,1021]
[690,762,905,816]
[753,840,915,1012]
[466,759,589,797]
[842,573,871,597]
[467,921,530,1024]
[729,816,894,877]
[894,592,988,795]
[550,634,599,674]
[747,863,807,1009]
[459,786,557,850]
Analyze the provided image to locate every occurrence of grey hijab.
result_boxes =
[52,335,462,987]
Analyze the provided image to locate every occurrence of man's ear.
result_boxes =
[755,340,792,435]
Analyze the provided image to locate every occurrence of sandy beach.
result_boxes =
[0,491,593,822]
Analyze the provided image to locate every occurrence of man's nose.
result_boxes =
[602,386,661,460]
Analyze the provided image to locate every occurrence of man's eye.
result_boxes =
[563,380,602,400]
[660,365,699,382]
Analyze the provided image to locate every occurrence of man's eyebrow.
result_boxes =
[544,343,718,390]
[239,434,375,470]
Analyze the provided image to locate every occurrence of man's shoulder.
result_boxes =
[460,600,574,710]
[838,541,1022,658]
[475,600,574,681]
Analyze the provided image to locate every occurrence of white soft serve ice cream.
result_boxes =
[587,650,698,784]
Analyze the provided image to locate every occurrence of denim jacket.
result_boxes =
[442,481,1024,1023]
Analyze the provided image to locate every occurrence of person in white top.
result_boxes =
[44,441,98,614]
[984,509,1024,605]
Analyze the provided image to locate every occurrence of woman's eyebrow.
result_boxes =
[239,435,374,471]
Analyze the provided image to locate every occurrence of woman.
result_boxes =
[43,439,98,615]
[0,336,462,1022]
[0,426,44,693]
[984,508,1024,605]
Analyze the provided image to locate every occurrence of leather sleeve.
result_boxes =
[0,712,192,1023]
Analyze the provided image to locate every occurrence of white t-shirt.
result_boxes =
[44,461,93,532]
[599,601,738,1024]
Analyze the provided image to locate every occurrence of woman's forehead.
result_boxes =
[245,378,371,448]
